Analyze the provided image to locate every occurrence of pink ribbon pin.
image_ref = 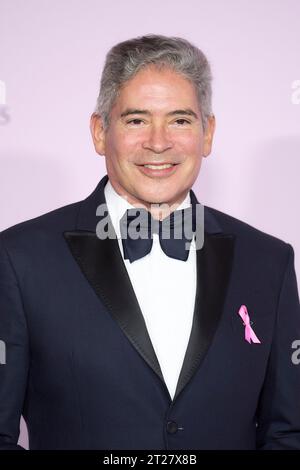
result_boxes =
[238,305,261,344]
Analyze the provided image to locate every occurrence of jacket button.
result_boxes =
[166,420,178,434]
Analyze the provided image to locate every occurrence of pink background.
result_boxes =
[1,0,299,449]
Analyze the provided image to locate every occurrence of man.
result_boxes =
[0,34,300,450]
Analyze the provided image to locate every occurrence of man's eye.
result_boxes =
[174,119,191,125]
[127,119,144,125]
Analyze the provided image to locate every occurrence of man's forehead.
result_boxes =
[116,82,199,113]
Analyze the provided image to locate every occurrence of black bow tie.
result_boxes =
[119,206,197,263]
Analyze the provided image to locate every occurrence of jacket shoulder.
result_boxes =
[0,200,82,247]
[205,205,292,255]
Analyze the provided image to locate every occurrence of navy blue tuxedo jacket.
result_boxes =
[0,174,300,450]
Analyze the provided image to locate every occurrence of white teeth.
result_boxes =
[144,164,174,170]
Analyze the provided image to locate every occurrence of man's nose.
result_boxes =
[142,124,173,153]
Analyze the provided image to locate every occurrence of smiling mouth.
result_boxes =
[138,162,179,168]
[136,162,180,177]
[142,163,176,170]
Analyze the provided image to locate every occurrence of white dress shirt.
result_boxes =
[104,180,197,400]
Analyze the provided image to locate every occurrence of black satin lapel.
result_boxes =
[174,233,236,401]
[63,231,165,385]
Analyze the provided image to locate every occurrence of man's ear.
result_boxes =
[90,113,106,156]
[203,115,216,158]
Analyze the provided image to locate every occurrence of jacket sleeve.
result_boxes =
[256,243,300,449]
[0,234,29,450]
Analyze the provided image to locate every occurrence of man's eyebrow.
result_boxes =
[167,109,199,119]
[120,108,199,119]
[120,109,150,118]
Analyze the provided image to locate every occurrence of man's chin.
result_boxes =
[133,191,184,209]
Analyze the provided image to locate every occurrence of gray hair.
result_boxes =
[94,34,213,130]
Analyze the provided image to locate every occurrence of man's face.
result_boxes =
[91,65,215,209]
